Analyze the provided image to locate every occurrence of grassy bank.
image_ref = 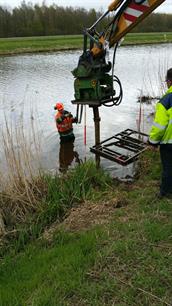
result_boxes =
[0,32,172,55]
[0,35,82,55]
[1,150,172,305]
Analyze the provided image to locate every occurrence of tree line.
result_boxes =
[0,1,172,38]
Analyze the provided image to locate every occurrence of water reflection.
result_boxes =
[59,140,81,173]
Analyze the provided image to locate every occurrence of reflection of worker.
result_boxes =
[149,68,172,198]
[54,102,77,143]
[59,140,80,173]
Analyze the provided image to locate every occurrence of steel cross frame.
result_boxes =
[90,129,148,165]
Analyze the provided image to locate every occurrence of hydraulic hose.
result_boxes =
[103,42,123,107]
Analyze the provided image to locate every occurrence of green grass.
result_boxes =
[125,32,172,45]
[0,32,172,55]
[0,151,172,305]
[0,35,83,55]
[0,229,107,306]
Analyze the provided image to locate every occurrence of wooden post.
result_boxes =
[93,106,101,167]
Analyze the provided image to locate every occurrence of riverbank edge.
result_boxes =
[1,150,172,305]
[0,40,172,56]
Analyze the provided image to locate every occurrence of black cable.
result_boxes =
[103,42,123,107]
[101,0,133,107]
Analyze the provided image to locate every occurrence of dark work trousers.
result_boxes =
[160,144,172,195]
[60,133,75,143]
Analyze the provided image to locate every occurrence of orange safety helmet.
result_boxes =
[54,102,64,111]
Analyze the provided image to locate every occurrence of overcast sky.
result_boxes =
[0,0,171,13]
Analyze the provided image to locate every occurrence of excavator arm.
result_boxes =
[91,0,165,55]
[72,0,165,107]
[109,0,165,47]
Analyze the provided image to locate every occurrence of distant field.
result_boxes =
[124,32,172,44]
[0,32,172,55]
[0,35,83,55]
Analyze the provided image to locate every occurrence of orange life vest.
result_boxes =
[55,111,73,134]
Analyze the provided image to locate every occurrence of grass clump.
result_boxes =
[37,161,113,230]
[0,160,113,256]
[46,160,112,205]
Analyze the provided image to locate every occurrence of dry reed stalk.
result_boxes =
[0,107,45,225]
[0,209,5,237]
[141,51,170,102]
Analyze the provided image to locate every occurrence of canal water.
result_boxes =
[0,43,171,178]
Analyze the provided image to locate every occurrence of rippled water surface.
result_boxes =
[0,44,171,177]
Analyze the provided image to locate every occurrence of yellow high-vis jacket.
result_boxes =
[149,86,172,145]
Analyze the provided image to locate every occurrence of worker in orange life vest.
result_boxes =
[54,102,77,143]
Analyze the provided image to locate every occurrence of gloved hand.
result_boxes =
[74,117,78,123]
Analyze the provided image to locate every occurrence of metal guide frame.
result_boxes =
[90,129,148,166]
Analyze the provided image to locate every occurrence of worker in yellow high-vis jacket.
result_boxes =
[149,68,172,198]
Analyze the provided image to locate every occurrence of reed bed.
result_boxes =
[0,109,45,232]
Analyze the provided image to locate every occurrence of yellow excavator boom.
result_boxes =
[109,0,165,47]
[91,0,165,55]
